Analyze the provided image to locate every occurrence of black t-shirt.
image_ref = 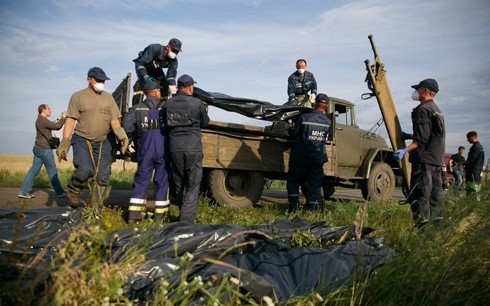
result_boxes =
[450,153,465,171]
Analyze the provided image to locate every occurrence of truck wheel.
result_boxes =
[208,169,264,208]
[322,182,335,199]
[361,162,395,201]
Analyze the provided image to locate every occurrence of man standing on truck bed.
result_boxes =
[57,67,129,208]
[287,59,317,107]
[394,78,446,228]
[123,80,170,223]
[287,93,331,212]
[164,74,210,224]
[133,38,182,105]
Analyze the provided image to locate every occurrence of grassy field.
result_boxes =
[1,155,489,305]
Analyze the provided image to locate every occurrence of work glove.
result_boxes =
[309,93,316,103]
[168,85,177,95]
[402,131,413,140]
[114,127,129,155]
[393,148,408,161]
[56,137,71,162]
[144,75,156,82]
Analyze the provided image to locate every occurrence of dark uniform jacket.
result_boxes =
[123,96,165,138]
[409,100,445,166]
[288,110,330,165]
[287,71,317,102]
[133,44,178,86]
[164,92,210,152]
[465,141,484,175]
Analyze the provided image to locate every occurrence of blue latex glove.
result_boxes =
[402,132,413,140]
[144,76,156,82]
[393,148,408,161]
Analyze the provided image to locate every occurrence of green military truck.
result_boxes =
[113,76,399,208]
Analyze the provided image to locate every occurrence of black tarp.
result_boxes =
[0,208,396,302]
[193,87,311,122]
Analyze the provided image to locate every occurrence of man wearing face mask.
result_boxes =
[287,59,318,107]
[57,67,129,208]
[132,38,182,105]
[393,78,446,228]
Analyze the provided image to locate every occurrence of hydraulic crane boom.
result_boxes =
[363,34,411,192]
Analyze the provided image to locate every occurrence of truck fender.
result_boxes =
[359,148,394,178]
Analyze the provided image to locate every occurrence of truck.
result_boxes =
[112,36,401,208]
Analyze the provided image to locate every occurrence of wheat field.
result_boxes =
[0,154,137,173]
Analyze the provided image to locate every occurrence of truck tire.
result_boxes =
[322,182,335,199]
[208,169,264,208]
[361,162,395,201]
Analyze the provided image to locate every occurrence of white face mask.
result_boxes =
[297,68,305,74]
[411,90,419,101]
[93,82,105,93]
[167,51,177,59]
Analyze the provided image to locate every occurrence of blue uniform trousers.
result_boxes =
[287,160,324,211]
[128,130,169,222]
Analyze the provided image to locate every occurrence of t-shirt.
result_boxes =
[66,88,121,142]
[450,153,465,171]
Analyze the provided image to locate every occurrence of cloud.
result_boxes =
[1,27,66,63]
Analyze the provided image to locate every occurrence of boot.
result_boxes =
[88,178,112,207]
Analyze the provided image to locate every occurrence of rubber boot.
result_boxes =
[67,177,85,208]
[88,179,112,207]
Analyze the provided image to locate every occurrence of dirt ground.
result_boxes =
[0,154,405,211]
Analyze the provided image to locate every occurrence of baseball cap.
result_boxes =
[87,67,110,81]
[143,80,160,91]
[178,74,196,87]
[168,38,182,52]
[411,78,439,93]
[315,93,330,103]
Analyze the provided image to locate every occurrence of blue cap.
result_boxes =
[87,67,110,81]
[315,93,330,103]
[168,38,182,52]
[143,80,160,91]
[411,78,439,93]
[177,74,196,87]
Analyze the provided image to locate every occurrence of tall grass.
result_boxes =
[0,168,135,189]
[1,166,489,304]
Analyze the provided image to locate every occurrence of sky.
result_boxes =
[0,0,489,164]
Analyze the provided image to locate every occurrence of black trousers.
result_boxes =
[408,162,445,224]
[287,160,324,210]
[170,151,203,224]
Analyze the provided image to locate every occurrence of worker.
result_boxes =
[123,80,170,223]
[287,59,318,107]
[57,67,129,208]
[132,38,182,105]
[394,78,446,228]
[164,74,210,224]
[287,93,331,212]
